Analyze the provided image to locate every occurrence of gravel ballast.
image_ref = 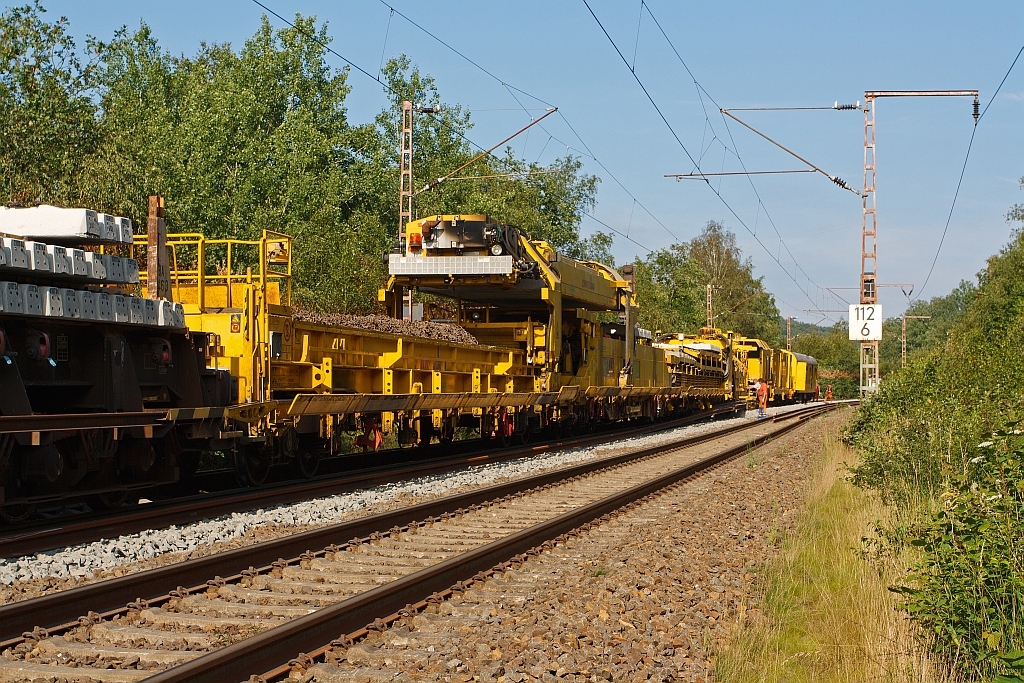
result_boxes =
[292,311,478,345]
[0,404,813,600]
[313,407,851,683]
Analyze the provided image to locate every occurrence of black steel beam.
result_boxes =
[0,412,166,434]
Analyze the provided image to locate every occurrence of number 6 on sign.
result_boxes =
[849,304,882,341]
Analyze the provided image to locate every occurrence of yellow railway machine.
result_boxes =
[383,215,739,432]
[139,230,548,483]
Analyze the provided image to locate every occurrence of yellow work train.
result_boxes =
[140,213,818,485]
[0,204,818,515]
[734,336,819,404]
[125,216,750,485]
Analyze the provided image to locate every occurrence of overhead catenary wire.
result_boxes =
[915,41,1024,300]
[580,0,705,177]
[375,0,556,108]
[377,0,682,245]
[584,211,653,254]
[252,0,391,89]
[448,169,562,181]
[639,1,845,321]
[413,108,558,195]
[667,170,815,179]
[377,8,394,80]
[582,0,837,322]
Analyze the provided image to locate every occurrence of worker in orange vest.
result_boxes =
[756,380,770,418]
[824,384,834,403]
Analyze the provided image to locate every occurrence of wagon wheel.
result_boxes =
[0,503,35,524]
[292,448,321,479]
[234,446,272,487]
[87,489,140,511]
[514,413,532,446]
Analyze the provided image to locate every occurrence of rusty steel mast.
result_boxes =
[859,90,978,395]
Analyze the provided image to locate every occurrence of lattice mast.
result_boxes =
[399,100,414,320]
[859,90,977,395]
[860,96,879,394]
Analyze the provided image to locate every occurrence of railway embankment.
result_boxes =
[302,408,851,683]
[837,228,1024,681]
[713,421,940,682]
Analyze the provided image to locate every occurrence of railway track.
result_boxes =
[0,403,746,559]
[0,403,839,683]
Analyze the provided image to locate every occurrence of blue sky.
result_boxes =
[23,0,1024,322]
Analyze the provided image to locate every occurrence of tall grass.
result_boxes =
[714,432,945,683]
[839,228,1024,680]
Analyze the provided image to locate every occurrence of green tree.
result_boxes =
[0,2,99,205]
[688,220,781,343]
[628,221,782,342]
[81,16,387,311]
[631,244,704,334]
[878,281,977,375]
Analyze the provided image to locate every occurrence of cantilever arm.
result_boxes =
[720,109,862,197]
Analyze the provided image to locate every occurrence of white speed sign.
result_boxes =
[849,304,882,341]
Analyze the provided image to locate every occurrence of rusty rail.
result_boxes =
[147,404,839,683]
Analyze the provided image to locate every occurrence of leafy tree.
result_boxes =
[628,221,781,342]
[844,191,1024,679]
[631,244,704,334]
[1,7,606,314]
[878,281,977,375]
[0,2,99,205]
[80,17,383,310]
[687,220,781,343]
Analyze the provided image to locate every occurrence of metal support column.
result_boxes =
[860,96,878,395]
[399,100,413,320]
[706,284,713,329]
[858,90,976,395]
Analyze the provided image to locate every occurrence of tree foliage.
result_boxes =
[0,4,605,313]
[844,208,1024,679]
[0,1,99,205]
[628,220,781,341]
[878,280,977,375]
[632,243,704,334]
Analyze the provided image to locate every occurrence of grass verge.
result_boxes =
[713,429,945,683]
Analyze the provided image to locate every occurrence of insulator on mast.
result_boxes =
[833,101,860,110]
[973,96,980,124]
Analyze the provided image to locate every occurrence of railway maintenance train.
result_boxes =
[0,201,816,521]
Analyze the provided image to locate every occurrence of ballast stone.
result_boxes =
[0,404,810,585]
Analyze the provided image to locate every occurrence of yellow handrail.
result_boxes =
[136,230,292,313]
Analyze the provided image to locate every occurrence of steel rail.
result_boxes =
[0,403,745,558]
[0,404,813,642]
[148,404,838,683]
[0,411,166,434]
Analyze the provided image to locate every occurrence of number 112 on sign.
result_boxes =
[849,304,882,341]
